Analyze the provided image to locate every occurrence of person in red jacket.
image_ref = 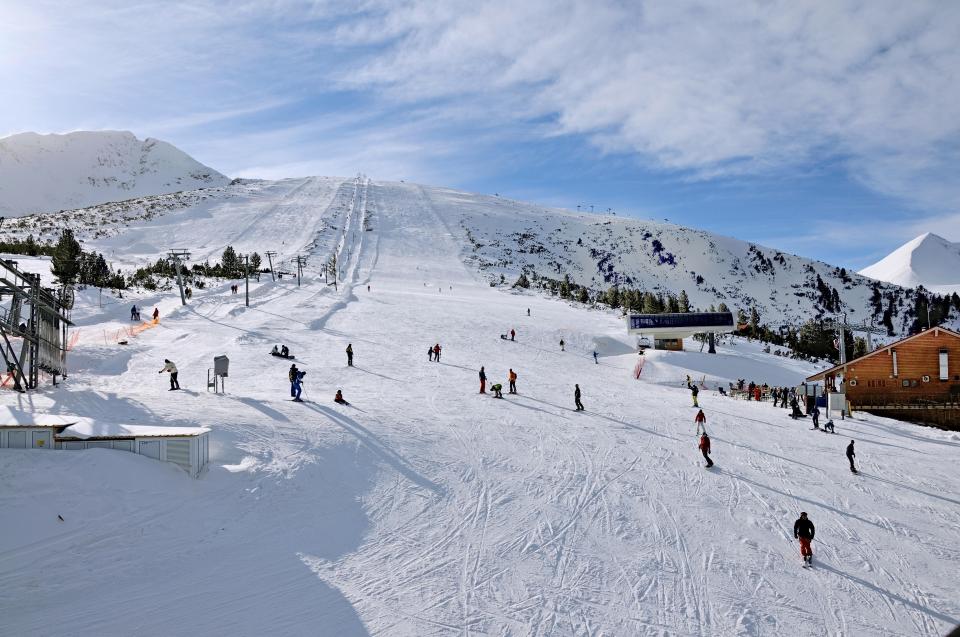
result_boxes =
[699,433,714,467]
[694,409,707,435]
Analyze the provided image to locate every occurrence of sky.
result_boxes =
[1,0,959,270]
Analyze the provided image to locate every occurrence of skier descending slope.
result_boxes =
[694,409,707,435]
[574,384,584,411]
[699,432,714,467]
[794,512,816,566]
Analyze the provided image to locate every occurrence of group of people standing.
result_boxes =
[427,344,442,362]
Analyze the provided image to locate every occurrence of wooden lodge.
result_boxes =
[806,327,960,429]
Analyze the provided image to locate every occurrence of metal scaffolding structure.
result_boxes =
[0,258,73,391]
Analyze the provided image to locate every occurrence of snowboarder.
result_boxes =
[510,329,515,341]
[158,359,179,390]
[793,512,816,566]
[560,339,565,352]
[428,346,434,362]
[271,345,280,356]
[433,344,441,362]
[508,368,517,394]
[130,305,139,321]
[824,419,835,433]
[699,432,714,467]
[574,384,584,411]
[527,308,530,316]
[593,350,599,364]
[289,364,299,397]
[790,397,804,419]
[846,440,857,473]
[491,383,503,398]
[291,369,306,402]
[280,345,289,358]
[152,307,160,322]
[691,383,699,408]
[334,389,349,405]
[811,405,820,430]
[479,366,486,394]
[346,343,353,367]
[694,409,707,434]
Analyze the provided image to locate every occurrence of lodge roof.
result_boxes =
[806,326,960,382]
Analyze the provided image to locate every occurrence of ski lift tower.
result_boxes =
[0,259,73,391]
[825,316,887,366]
[167,249,191,305]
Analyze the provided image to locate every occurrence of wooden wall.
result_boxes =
[845,329,960,403]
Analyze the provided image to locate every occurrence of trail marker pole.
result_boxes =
[245,255,250,307]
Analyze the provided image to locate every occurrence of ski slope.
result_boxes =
[2,179,960,636]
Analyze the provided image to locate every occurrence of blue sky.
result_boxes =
[2,0,959,270]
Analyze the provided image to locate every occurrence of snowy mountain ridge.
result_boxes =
[0,131,228,217]
[860,232,960,292]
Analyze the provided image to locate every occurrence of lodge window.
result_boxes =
[940,349,949,381]
[891,349,898,377]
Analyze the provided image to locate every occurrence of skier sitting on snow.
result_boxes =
[271,345,280,356]
[334,389,349,405]
[280,345,289,357]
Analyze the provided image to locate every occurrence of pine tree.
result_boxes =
[678,290,690,313]
[250,252,262,272]
[51,229,82,284]
[605,286,621,308]
[577,287,589,303]
[221,246,240,277]
[718,302,730,313]
[514,273,530,288]
[642,292,659,314]
[750,307,760,334]
[667,295,680,313]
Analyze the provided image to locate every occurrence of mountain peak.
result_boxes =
[860,232,960,289]
[0,130,229,216]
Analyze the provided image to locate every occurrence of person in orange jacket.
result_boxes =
[508,368,517,394]
[334,389,349,405]
[699,432,714,467]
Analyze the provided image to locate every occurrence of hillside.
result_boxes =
[2,177,959,635]
[0,177,933,336]
[861,232,960,293]
[0,131,228,216]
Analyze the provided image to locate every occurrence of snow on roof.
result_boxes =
[58,421,211,440]
[0,407,86,428]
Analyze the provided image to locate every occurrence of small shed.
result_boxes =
[56,422,211,477]
[0,407,79,449]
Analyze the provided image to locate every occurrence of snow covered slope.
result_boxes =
[861,232,960,293]
[0,131,228,216]
[2,178,959,636]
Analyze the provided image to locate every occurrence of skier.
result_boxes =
[811,405,821,430]
[699,432,714,467]
[152,307,160,322]
[560,339,565,352]
[527,308,530,316]
[691,383,699,408]
[291,369,306,402]
[593,350,599,364]
[846,440,857,473]
[491,382,504,398]
[479,366,486,394]
[428,346,433,362]
[433,343,441,362]
[694,409,707,434]
[130,305,139,321]
[158,359,179,390]
[508,368,517,394]
[793,512,816,566]
[334,389,349,405]
[574,384,584,411]
[346,343,353,367]
[289,364,299,397]
[367,284,370,292]
[510,329,515,341]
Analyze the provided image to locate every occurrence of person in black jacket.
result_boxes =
[846,440,857,473]
[793,511,815,565]
[574,384,584,411]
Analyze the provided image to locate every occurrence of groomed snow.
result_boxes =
[2,178,959,636]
